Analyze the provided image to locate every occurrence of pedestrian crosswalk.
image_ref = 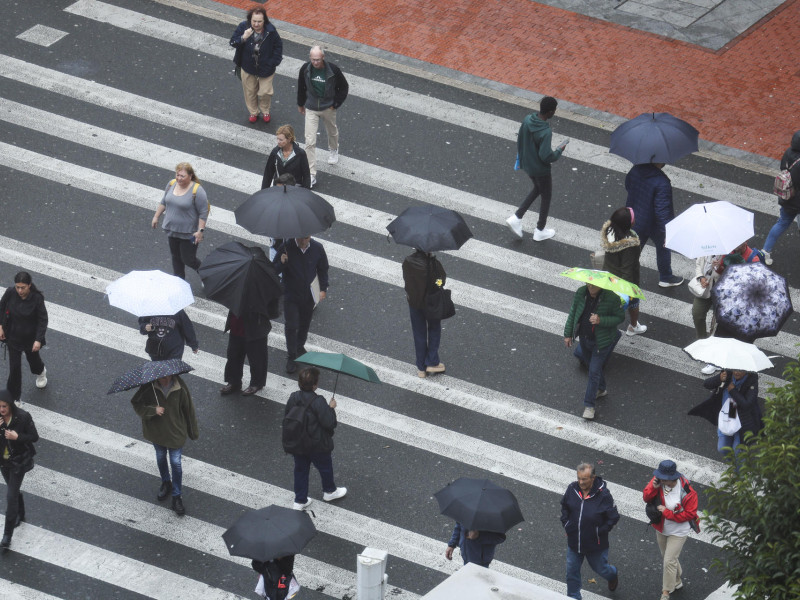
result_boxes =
[0,1,787,598]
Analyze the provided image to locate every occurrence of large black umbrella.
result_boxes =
[235,184,336,238]
[222,505,317,562]
[108,359,193,394]
[434,477,524,533]
[198,242,282,317]
[609,112,699,164]
[386,204,473,252]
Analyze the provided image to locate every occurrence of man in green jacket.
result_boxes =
[506,96,568,242]
[563,285,625,420]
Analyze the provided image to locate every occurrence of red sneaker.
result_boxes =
[263,113,271,123]
[248,115,258,123]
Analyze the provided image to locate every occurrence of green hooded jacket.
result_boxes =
[517,112,563,177]
[131,375,199,449]
[564,286,625,350]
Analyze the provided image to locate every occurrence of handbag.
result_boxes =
[422,257,455,320]
[718,397,742,436]
[687,276,711,299]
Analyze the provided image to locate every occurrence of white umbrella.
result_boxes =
[665,201,754,259]
[106,270,194,317]
[684,336,773,372]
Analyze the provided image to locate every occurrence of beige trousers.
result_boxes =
[241,71,274,116]
[304,107,339,176]
[655,530,687,592]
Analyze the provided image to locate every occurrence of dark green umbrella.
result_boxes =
[295,351,380,396]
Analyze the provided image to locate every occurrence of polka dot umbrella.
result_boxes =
[107,359,194,394]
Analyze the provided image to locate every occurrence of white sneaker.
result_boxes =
[582,406,595,420]
[35,367,48,389]
[763,251,773,266]
[626,323,648,336]
[310,175,316,188]
[292,499,313,510]
[327,150,339,164]
[701,363,717,375]
[505,215,523,238]
[323,487,347,502]
[533,227,555,241]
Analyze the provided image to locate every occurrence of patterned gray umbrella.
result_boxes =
[107,359,193,394]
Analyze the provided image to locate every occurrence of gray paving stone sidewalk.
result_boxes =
[539,0,785,50]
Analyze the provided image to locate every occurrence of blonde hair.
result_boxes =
[175,162,199,183]
[275,125,296,144]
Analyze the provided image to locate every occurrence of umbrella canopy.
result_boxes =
[665,201,754,258]
[684,336,773,372]
[434,477,524,534]
[108,359,193,394]
[610,112,699,164]
[235,184,336,239]
[386,205,473,252]
[198,242,282,317]
[296,351,381,396]
[222,505,317,562]
[560,267,645,300]
[105,270,194,317]
[712,262,793,341]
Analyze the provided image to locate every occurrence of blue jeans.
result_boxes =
[153,444,182,497]
[409,306,441,371]
[763,206,800,252]
[637,229,673,282]
[574,330,622,407]
[717,429,742,457]
[293,452,336,503]
[566,547,617,600]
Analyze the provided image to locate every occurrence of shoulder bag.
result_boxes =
[422,258,455,321]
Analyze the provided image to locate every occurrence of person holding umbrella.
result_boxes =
[402,249,448,377]
[601,207,645,336]
[139,310,199,361]
[444,523,506,568]
[220,300,279,397]
[130,372,199,516]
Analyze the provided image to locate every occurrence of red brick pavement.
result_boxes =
[218,0,800,160]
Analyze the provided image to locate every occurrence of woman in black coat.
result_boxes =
[601,207,644,336]
[262,125,311,189]
[0,271,48,400]
[0,388,39,548]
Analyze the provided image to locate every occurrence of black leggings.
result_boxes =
[6,343,44,401]
[1,465,25,536]
[168,236,202,279]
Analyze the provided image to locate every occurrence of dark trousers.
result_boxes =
[224,335,268,388]
[292,452,336,503]
[6,343,45,401]
[408,306,441,371]
[284,299,314,360]
[515,174,553,230]
[167,236,202,279]
[1,465,25,537]
[636,229,673,282]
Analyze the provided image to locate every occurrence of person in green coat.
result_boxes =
[564,285,625,420]
[131,375,199,516]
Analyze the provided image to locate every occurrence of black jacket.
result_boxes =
[139,310,199,360]
[273,239,329,304]
[262,143,311,189]
[402,251,446,310]
[224,305,278,342]
[0,286,48,347]
[779,130,800,210]
[689,371,762,437]
[0,406,38,475]
[560,476,620,554]
[284,390,336,453]
[297,60,349,110]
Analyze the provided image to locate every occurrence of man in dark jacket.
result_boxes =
[445,522,506,568]
[506,96,568,242]
[625,162,683,287]
[560,463,620,600]
[274,236,329,373]
[219,300,279,397]
[297,45,349,187]
[763,130,800,265]
[564,284,625,420]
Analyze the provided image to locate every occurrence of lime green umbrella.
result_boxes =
[560,267,645,300]
[295,351,381,396]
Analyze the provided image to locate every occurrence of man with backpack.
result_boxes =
[762,130,800,265]
[282,367,346,510]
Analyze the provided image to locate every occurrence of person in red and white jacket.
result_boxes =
[643,460,699,600]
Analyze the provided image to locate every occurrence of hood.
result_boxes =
[792,130,800,152]
[523,112,550,134]
[571,476,606,499]
[600,220,640,252]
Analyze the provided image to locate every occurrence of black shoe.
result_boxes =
[286,359,297,374]
[608,573,619,591]
[157,481,173,501]
[241,386,263,396]
[219,383,242,396]
[172,495,185,516]
[0,535,10,548]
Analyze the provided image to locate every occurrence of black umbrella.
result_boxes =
[107,359,193,394]
[434,477,524,533]
[609,112,699,164]
[235,184,336,238]
[198,242,282,317]
[386,204,473,252]
[222,504,317,562]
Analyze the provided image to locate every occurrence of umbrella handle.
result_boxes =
[332,372,339,398]
[151,381,161,406]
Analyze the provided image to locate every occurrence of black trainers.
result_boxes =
[172,495,185,516]
[286,359,298,374]
[1,534,11,548]
[157,480,173,501]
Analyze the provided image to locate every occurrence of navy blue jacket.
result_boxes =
[273,239,329,304]
[560,476,620,554]
[230,20,283,78]
[625,164,674,238]
[139,310,198,360]
[447,522,506,568]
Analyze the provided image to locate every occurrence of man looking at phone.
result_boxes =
[506,96,568,241]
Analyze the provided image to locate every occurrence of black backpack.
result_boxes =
[282,393,314,454]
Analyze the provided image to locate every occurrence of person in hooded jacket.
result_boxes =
[444,522,506,568]
[262,125,311,189]
[643,460,699,600]
[560,463,620,600]
[506,96,568,242]
[762,130,800,265]
[139,310,199,361]
[601,207,645,336]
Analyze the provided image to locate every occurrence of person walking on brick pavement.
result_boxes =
[560,463,620,599]
[273,236,329,374]
[563,284,625,420]
[625,162,683,287]
[762,130,800,266]
[297,46,349,188]
[506,96,568,242]
[230,7,283,124]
